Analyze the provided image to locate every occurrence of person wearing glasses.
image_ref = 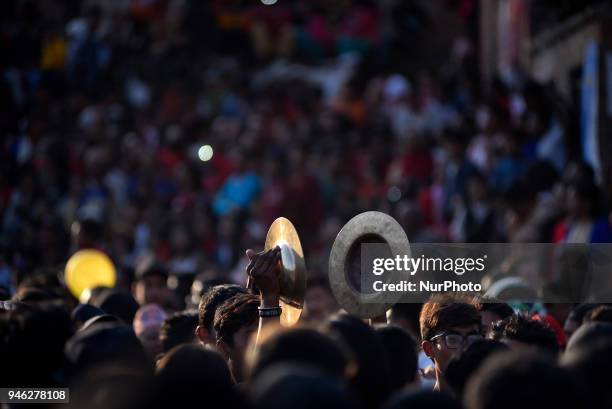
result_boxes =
[419,293,482,392]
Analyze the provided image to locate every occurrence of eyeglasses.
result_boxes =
[429,332,482,349]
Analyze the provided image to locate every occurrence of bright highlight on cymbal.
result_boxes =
[261,0,277,5]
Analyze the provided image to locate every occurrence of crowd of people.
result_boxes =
[1,0,612,408]
[3,252,612,409]
[3,0,610,293]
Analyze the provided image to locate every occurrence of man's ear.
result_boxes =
[195,325,209,344]
[422,340,434,358]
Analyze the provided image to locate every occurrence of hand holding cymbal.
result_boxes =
[246,217,307,326]
[246,247,282,307]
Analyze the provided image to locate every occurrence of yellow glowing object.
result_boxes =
[65,249,116,302]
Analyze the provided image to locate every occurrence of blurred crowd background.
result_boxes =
[2,2,612,409]
[1,0,612,306]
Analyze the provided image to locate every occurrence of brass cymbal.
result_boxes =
[264,217,306,326]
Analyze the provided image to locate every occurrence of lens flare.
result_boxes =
[198,145,214,162]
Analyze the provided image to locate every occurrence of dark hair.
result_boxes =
[562,340,612,409]
[419,294,481,341]
[323,314,391,409]
[383,390,461,409]
[251,327,350,380]
[71,303,105,329]
[199,284,246,332]
[157,344,232,386]
[375,325,418,391]
[214,293,259,347]
[156,344,241,408]
[0,286,10,301]
[16,270,72,302]
[159,310,198,353]
[477,302,513,321]
[445,339,508,398]
[76,218,102,241]
[567,179,601,217]
[91,288,139,325]
[501,314,559,354]
[69,374,158,409]
[464,352,587,409]
[524,160,559,193]
[567,303,599,326]
[135,262,168,281]
[1,301,73,386]
[65,322,151,379]
[14,287,53,303]
[566,321,612,352]
[248,364,361,409]
[387,303,422,340]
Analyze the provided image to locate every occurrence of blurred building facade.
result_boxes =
[479,0,612,188]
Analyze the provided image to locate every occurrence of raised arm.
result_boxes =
[245,247,282,349]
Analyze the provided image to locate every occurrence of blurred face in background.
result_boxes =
[303,284,337,322]
[565,186,591,220]
[133,304,167,360]
[170,226,191,254]
[139,326,163,360]
[133,274,169,306]
[467,177,488,203]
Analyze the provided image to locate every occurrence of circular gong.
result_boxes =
[328,211,411,318]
